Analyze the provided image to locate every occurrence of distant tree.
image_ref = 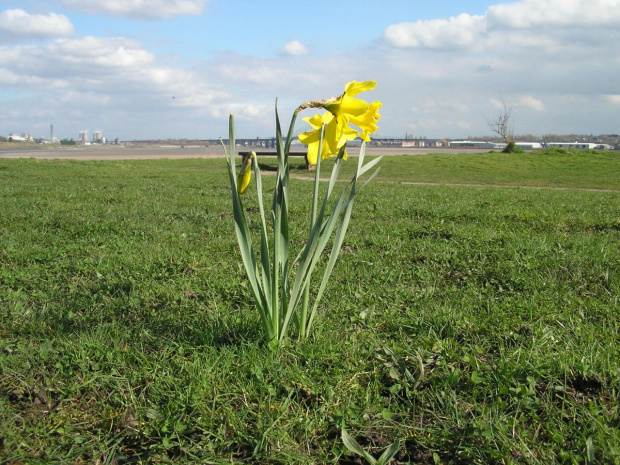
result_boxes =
[485,95,522,153]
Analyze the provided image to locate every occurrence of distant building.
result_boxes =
[516,142,543,150]
[547,142,600,150]
[402,139,444,148]
[449,140,506,149]
[449,140,544,150]
[7,132,32,142]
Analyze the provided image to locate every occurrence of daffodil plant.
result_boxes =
[224,81,382,347]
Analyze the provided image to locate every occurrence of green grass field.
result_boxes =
[1,151,619,464]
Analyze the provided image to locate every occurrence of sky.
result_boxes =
[1,0,619,141]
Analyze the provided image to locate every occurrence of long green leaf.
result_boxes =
[282,182,351,336]
[285,150,354,324]
[341,429,377,465]
[283,144,342,288]
[306,184,356,336]
[377,440,400,465]
[326,146,346,198]
[226,161,272,338]
[225,115,273,341]
[358,154,383,177]
[299,125,325,338]
[306,143,376,335]
[358,166,382,193]
[253,154,272,308]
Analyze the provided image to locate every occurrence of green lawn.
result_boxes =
[1,151,619,464]
[280,148,620,190]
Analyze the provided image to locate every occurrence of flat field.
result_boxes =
[1,151,619,464]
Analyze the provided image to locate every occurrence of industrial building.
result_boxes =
[449,140,506,149]
[546,142,612,150]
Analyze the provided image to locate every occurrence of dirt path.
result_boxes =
[285,173,620,193]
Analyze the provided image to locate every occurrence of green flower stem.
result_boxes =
[299,124,325,340]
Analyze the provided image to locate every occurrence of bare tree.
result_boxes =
[485,95,519,152]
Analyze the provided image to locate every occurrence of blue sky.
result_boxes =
[1,0,619,140]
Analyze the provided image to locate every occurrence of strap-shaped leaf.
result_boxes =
[358,154,383,178]
[377,440,400,465]
[306,183,356,336]
[298,125,326,336]
[226,159,272,337]
[225,115,273,340]
[327,146,346,198]
[341,429,377,465]
[252,155,272,308]
[305,143,379,335]
[282,182,351,337]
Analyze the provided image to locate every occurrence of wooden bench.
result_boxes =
[238,151,307,157]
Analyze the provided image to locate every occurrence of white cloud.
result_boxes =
[489,97,507,110]
[0,9,74,39]
[216,103,267,119]
[213,52,322,89]
[487,0,620,29]
[412,98,470,114]
[385,0,620,52]
[60,0,206,19]
[384,13,486,49]
[284,40,307,56]
[518,95,544,111]
[61,90,111,106]
[46,36,154,69]
[0,35,270,139]
[0,67,63,86]
[0,36,224,106]
[605,95,620,104]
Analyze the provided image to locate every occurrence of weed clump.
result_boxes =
[502,140,524,153]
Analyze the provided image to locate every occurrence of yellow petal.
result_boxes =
[349,100,382,139]
[344,80,376,96]
[306,143,319,166]
[299,113,356,163]
[324,94,368,118]
[303,112,329,130]
[322,116,357,159]
[298,129,320,145]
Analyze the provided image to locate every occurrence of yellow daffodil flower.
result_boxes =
[298,112,357,165]
[298,80,382,162]
[237,151,255,194]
